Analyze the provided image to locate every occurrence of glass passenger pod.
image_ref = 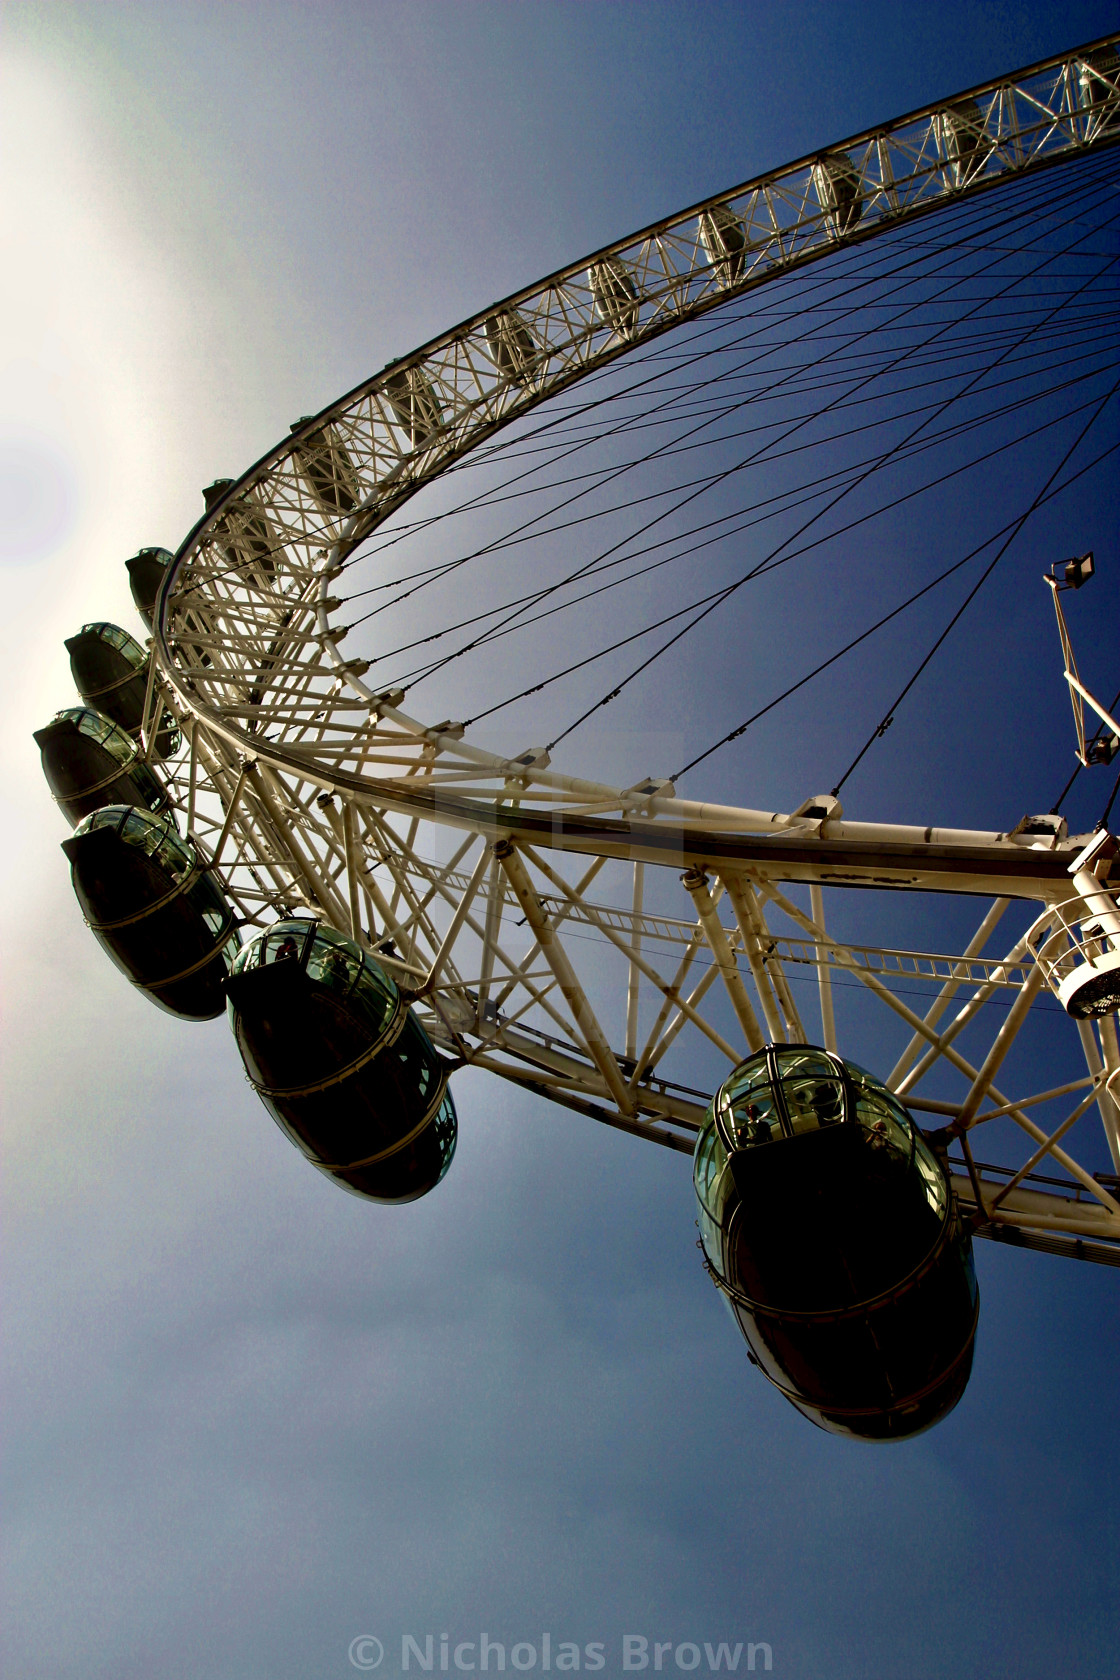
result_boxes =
[64,622,180,759]
[483,309,542,387]
[202,479,280,589]
[812,154,863,237]
[693,1045,978,1441]
[382,367,445,449]
[288,420,362,517]
[939,99,992,188]
[226,920,457,1204]
[125,545,212,668]
[34,706,171,828]
[588,256,640,336]
[61,804,240,1020]
[698,204,748,288]
[125,546,172,630]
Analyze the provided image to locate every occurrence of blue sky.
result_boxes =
[2,5,1118,1679]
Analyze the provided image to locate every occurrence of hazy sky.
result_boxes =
[2,5,1118,1679]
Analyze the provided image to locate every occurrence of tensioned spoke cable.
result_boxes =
[378,358,1118,678]
[339,158,1114,613]
[447,397,1118,726]
[428,155,1120,465]
[390,346,1118,699]
[182,154,1114,705]
[340,307,1119,595]
[349,218,1112,588]
[442,151,1120,455]
[669,438,1120,782]
[406,183,1120,682]
[829,378,1120,796]
[538,218,1118,750]
[387,373,1120,685]
[180,154,1119,611]
[470,291,1120,457]
[1050,681,1120,814]
[341,217,1037,613]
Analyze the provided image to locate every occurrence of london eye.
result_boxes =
[37,35,1120,1439]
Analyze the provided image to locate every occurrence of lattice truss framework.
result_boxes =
[143,38,1120,1261]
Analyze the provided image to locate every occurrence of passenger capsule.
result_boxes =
[694,1045,978,1440]
[125,545,212,668]
[62,805,240,1021]
[382,367,445,449]
[588,256,640,335]
[202,480,279,585]
[65,622,180,759]
[34,707,170,828]
[126,546,173,630]
[813,154,863,237]
[699,204,747,287]
[226,919,457,1203]
[289,419,362,516]
[484,309,541,386]
[939,99,990,187]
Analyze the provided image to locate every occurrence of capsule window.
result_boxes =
[348,959,399,1024]
[694,1125,725,1214]
[261,922,315,967]
[693,1122,733,1267]
[64,708,137,764]
[231,939,261,976]
[306,935,361,996]
[781,1074,845,1136]
[719,1053,772,1106]
[83,622,147,667]
[115,812,192,872]
[913,1136,949,1217]
[718,1050,782,1146]
[851,1082,913,1156]
[727,1087,783,1146]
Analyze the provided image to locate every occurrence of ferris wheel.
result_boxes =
[37,36,1120,1439]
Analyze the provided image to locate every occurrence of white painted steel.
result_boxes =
[134,36,1120,1260]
